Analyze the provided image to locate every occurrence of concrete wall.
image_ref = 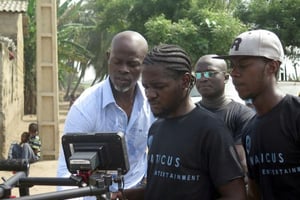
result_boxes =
[0,13,18,40]
[0,12,24,159]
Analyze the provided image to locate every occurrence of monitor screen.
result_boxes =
[62,132,129,175]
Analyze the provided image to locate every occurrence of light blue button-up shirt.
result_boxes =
[57,77,154,199]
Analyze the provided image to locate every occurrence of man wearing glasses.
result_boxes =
[194,54,255,180]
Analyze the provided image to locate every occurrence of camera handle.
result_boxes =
[0,159,127,200]
[0,174,111,200]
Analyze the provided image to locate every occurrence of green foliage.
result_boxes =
[56,0,98,98]
[96,0,132,32]
[55,0,247,81]
[235,0,300,47]
[24,0,300,105]
[192,0,243,11]
[76,0,129,83]
[189,9,247,55]
[24,0,37,114]
[145,15,204,63]
[234,0,300,80]
[145,10,246,64]
[128,0,192,33]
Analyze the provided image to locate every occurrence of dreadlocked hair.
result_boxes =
[143,44,196,88]
[143,44,192,73]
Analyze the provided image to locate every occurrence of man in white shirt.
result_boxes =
[57,30,155,200]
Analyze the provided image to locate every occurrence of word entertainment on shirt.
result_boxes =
[149,153,201,182]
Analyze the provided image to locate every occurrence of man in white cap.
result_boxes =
[215,29,300,199]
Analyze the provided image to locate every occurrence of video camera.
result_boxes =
[62,132,130,199]
[62,131,129,175]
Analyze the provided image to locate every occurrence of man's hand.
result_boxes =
[110,191,123,200]
[111,187,145,200]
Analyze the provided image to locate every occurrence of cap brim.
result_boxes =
[212,55,234,59]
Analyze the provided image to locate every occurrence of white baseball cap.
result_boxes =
[215,29,284,62]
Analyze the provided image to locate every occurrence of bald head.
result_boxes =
[194,54,229,102]
[108,31,148,93]
[111,30,148,56]
[195,54,227,72]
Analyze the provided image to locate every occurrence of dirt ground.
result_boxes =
[0,160,59,197]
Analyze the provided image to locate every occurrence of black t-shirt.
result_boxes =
[243,95,300,200]
[145,107,244,200]
[198,100,255,144]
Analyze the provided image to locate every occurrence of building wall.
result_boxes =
[0,13,18,40]
[0,12,24,159]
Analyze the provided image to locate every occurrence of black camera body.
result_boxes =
[62,132,129,175]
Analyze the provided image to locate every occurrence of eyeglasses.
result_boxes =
[195,71,225,79]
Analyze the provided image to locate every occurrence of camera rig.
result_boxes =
[0,132,130,200]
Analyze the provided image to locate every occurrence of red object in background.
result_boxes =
[9,51,15,60]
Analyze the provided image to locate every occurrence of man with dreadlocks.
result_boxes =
[128,44,246,199]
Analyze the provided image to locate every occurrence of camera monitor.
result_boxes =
[62,132,129,175]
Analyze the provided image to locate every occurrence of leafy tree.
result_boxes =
[188,8,247,56]
[145,15,203,63]
[78,0,134,84]
[42,0,246,95]
[57,0,96,99]
[62,0,246,86]
[145,10,246,64]
[191,0,243,11]
[24,0,37,114]
[128,0,192,33]
[235,0,300,80]
[23,0,96,113]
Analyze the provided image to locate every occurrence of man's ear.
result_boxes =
[182,73,192,89]
[106,50,110,60]
[224,73,230,83]
[266,60,280,75]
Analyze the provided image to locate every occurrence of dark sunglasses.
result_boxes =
[195,71,225,80]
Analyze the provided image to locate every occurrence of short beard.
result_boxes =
[113,84,131,93]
